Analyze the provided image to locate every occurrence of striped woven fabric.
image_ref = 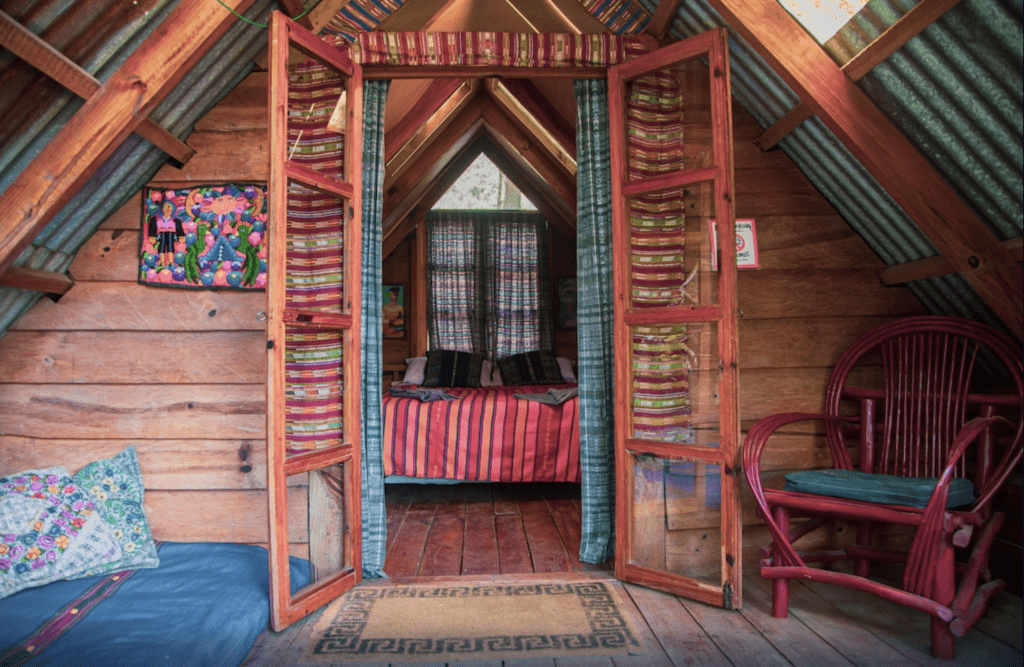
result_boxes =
[581,0,651,35]
[286,60,347,313]
[626,68,693,443]
[324,0,405,40]
[354,32,648,68]
[382,385,581,482]
[284,330,344,451]
[631,325,693,443]
[283,59,349,452]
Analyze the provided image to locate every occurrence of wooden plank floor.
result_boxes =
[243,483,1023,667]
[383,482,610,577]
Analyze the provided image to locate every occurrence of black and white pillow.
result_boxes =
[497,350,565,386]
[421,350,484,388]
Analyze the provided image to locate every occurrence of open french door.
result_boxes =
[608,28,741,609]
[266,12,363,630]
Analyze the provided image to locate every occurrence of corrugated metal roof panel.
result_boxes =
[0,0,276,335]
[635,0,1021,337]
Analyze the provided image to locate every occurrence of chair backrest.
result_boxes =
[823,317,1022,490]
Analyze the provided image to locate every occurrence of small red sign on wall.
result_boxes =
[709,218,759,270]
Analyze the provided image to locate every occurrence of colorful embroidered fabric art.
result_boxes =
[138,184,268,289]
[0,468,121,599]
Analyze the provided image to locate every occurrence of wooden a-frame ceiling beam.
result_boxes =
[0,9,193,167]
[382,96,486,237]
[477,97,575,229]
[647,0,685,41]
[478,136,575,236]
[382,92,578,254]
[383,81,578,236]
[483,78,576,179]
[0,0,256,279]
[382,134,487,263]
[708,0,1022,337]
[757,0,965,151]
[384,79,479,187]
[0,265,74,296]
[881,238,1023,286]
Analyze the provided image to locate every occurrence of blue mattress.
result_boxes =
[0,542,311,667]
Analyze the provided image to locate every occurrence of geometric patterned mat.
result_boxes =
[302,580,646,663]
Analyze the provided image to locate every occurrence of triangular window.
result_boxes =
[779,0,869,43]
[432,153,537,211]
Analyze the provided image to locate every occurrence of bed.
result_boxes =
[382,350,581,483]
[0,446,310,666]
[0,541,310,667]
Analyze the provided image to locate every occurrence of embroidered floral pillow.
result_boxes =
[0,467,122,599]
[71,445,159,576]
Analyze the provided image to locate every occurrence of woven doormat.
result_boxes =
[303,580,646,663]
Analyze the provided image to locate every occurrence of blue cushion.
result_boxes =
[783,469,976,509]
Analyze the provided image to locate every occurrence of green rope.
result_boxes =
[215,0,310,28]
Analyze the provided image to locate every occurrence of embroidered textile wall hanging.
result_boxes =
[139,184,268,289]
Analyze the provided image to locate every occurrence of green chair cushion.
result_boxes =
[783,469,976,509]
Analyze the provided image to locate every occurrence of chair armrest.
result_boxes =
[743,413,858,520]
[938,416,1020,513]
[905,415,1015,597]
[743,412,857,485]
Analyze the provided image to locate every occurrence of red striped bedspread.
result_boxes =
[382,384,580,482]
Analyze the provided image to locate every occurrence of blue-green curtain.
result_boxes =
[573,79,616,564]
[360,79,390,577]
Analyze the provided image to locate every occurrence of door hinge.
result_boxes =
[723,580,734,610]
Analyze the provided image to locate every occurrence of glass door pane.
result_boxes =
[267,11,363,630]
[609,28,740,609]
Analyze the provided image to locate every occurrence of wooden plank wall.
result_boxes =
[0,71,280,550]
[0,69,949,566]
[730,99,926,461]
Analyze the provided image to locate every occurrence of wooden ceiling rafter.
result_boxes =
[381,90,578,253]
[881,238,1023,287]
[756,0,964,151]
[307,0,355,34]
[0,9,194,166]
[382,133,487,262]
[382,96,487,236]
[276,0,314,30]
[384,79,480,187]
[499,0,543,33]
[647,0,685,41]
[478,94,576,218]
[544,0,616,34]
[709,0,1023,337]
[383,128,576,260]
[0,265,74,296]
[483,78,577,179]
[375,0,464,31]
[0,0,258,279]
[478,135,575,235]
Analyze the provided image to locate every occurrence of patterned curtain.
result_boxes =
[486,212,552,357]
[574,79,616,564]
[425,210,486,353]
[359,79,390,577]
[426,210,552,358]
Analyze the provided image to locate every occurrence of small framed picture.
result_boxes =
[558,276,577,329]
[383,284,405,339]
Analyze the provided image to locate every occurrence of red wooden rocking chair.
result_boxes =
[744,316,1022,660]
